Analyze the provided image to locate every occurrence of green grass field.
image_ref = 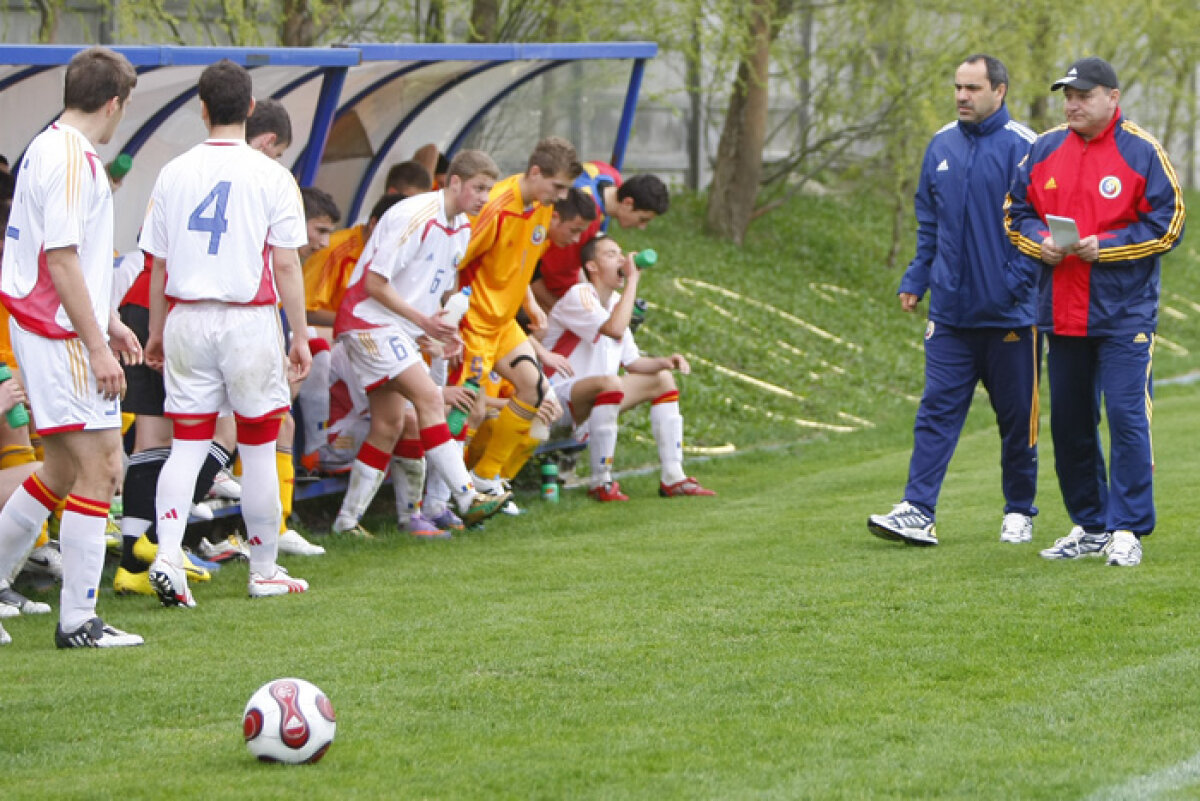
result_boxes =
[3,191,1200,799]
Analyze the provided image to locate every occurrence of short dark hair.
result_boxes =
[367,193,404,223]
[245,97,292,147]
[617,174,669,215]
[63,47,137,113]
[385,161,433,196]
[528,136,581,180]
[199,59,253,126]
[963,54,1008,91]
[579,233,612,270]
[301,186,340,224]
[553,187,598,223]
[0,170,13,202]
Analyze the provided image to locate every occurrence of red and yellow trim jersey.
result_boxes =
[458,174,553,334]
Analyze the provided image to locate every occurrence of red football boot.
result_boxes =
[658,477,716,497]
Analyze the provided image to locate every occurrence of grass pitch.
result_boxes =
[4,191,1200,799]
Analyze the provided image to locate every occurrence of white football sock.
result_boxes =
[238,441,282,576]
[651,402,687,485]
[587,401,621,488]
[58,506,107,631]
[155,439,210,564]
[390,456,426,516]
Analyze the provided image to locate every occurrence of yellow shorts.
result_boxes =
[456,319,527,386]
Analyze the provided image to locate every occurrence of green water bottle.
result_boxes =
[541,462,559,503]
[633,249,658,269]
[108,153,133,181]
[0,363,29,429]
[447,377,480,436]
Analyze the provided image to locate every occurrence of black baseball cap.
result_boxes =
[1051,57,1119,91]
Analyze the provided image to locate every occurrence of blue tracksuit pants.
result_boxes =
[905,323,1039,518]
[1046,333,1155,536]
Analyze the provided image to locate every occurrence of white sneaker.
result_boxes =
[207,469,242,500]
[248,565,309,597]
[23,541,63,581]
[189,502,215,521]
[278,529,325,556]
[867,501,937,546]
[149,556,196,608]
[55,617,144,648]
[198,534,250,563]
[999,512,1034,544]
[1039,526,1109,560]
[1104,530,1142,567]
[0,621,10,645]
[0,579,51,615]
[469,471,503,496]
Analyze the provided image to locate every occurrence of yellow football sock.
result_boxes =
[465,414,497,471]
[0,444,36,469]
[277,450,295,533]
[473,398,536,480]
[500,432,540,481]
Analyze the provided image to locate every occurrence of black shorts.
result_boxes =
[120,303,166,416]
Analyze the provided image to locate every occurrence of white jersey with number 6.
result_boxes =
[139,139,306,304]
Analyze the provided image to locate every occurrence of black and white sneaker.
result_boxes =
[0,579,51,615]
[55,617,145,649]
[868,501,938,546]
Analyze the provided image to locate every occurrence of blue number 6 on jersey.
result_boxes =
[187,181,232,255]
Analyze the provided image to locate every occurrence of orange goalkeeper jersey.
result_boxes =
[303,224,367,316]
[458,174,553,334]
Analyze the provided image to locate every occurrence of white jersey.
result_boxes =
[543,282,640,382]
[139,139,306,305]
[1,122,114,339]
[333,190,468,339]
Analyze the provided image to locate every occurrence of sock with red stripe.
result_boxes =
[58,495,109,631]
[0,475,60,583]
[155,439,209,564]
[588,391,624,488]
[390,439,425,516]
[239,441,281,576]
[651,393,686,485]
[335,441,390,530]
[421,423,475,511]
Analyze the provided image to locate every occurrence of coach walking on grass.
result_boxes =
[1006,57,1185,568]
[868,54,1039,548]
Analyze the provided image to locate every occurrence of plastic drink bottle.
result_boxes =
[633,249,658,269]
[447,377,480,436]
[540,462,559,502]
[0,363,30,429]
[442,286,472,325]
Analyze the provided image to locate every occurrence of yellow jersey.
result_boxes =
[459,174,552,334]
[303,224,367,316]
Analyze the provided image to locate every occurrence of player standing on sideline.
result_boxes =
[867,54,1038,548]
[455,137,581,495]
[330,150,510,537]
[1006,57,1185,567]
[142,59,312,606]
[0,47,144,647]
[541,234,715,500]
[531,163,669,313]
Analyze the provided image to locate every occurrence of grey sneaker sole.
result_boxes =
[868,517,937,546]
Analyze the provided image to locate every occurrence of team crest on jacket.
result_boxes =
[1099,176,1122,199]
[531,225,546,245]
[925,320,935,340]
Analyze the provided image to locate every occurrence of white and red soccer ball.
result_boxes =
[243,678,336,764]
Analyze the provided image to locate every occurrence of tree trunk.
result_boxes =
[280,0,315,46]
[469,0,499,42]
[705,0,773,243]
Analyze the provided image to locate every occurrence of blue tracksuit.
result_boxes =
[899,105,1038,518]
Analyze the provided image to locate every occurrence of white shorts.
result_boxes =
[338,327,424,394]
[550,378,582,426]
[10,320,122,434]
[163,302,289,420]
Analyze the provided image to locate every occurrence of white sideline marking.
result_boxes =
[1085,750,1200,800]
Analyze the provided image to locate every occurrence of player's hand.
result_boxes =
[537,392,562,426]
[899,292,920,312]
[89,346,126,401]
[417,335,445,360]
[1072,235,1100,263]
[0,376,27,417]
[108,320,144,366]
[443,383,477,414]
[423,311,460,344]
[1041,236,1067,266]
[668,354,691,375]
[525,301,548,334]
[145,334,165,372]
[288,339,312,383]
[539,349,572,378]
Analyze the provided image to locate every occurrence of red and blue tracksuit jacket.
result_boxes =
[1005,109,1186,336]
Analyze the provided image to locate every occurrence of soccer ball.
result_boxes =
[243,678,336,764]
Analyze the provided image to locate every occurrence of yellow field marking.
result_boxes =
[736,402,860,433]
[689,354,805,401]
[1163,305,1187,321]
[1154,334,1188,356]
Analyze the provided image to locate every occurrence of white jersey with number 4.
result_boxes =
[1,122,114,339]
[139,139,306,304]
[543,282,640,382]
[333,190,469,340]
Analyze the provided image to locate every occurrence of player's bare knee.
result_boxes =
[656,370,677,393]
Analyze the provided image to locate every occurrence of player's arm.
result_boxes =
[529,335,572,378]
[523,286,548,332]
[626,353,690,375]
[461,197,502,269]
[273,245,312,382]
[45,247,125,399]
[1094,144,1186,263]
[597,254,641,339]
[897,142,939,308]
